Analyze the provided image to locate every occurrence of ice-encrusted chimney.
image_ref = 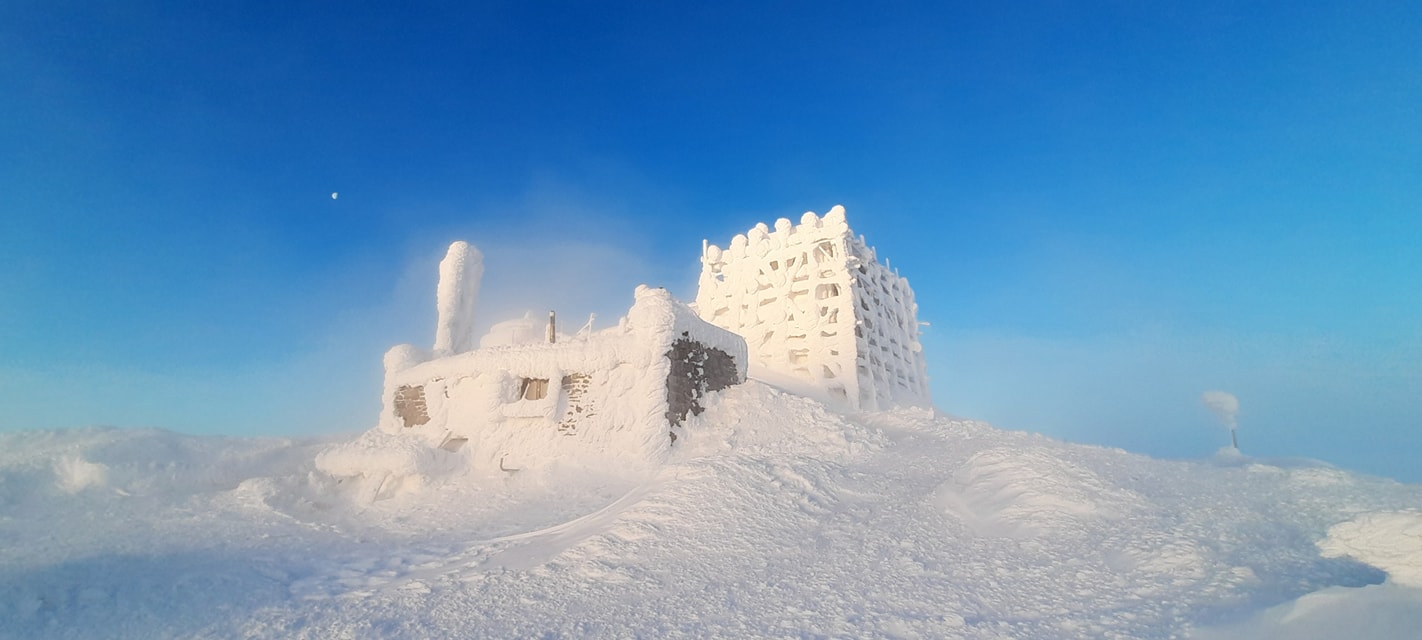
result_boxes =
[433,241,484,356]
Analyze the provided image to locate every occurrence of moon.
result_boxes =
[331,192,339,200]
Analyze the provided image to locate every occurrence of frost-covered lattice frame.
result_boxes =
[695,206,929,410]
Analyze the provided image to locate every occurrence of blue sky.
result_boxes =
[3,2,1419,480]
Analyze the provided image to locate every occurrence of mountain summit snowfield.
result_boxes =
[3,219,1418,639]
[4,218,1420,639]
[3,381,1420,639]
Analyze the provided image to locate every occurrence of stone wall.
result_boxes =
[393,384,430,428]
[664,336,740,430]
[557,373,594,435]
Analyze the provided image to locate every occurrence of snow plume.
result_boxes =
[1202,390,1240,449]
[53,455,108,494]
[473,240,654,336]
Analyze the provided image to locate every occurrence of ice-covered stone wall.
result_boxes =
[335,253,748,480]
[695,205,930,410]
[382,287,746,471]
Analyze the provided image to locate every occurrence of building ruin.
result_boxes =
[367,242,747,472]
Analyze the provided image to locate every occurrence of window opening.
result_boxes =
[517,377,549,401]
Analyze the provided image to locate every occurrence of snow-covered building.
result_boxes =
[694,206,930,411]
[343,241,747,475]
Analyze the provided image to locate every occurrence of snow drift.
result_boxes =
[4,385,1420,639]
[1318,510,1422,587]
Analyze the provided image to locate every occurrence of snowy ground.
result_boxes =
[3,382,1420,639]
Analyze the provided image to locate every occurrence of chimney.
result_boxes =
[547,311,556,344]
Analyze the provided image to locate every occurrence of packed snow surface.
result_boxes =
[1318,510,1422,587]
[3,384,1420,639]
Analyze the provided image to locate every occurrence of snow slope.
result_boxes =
[2,384,1419,639]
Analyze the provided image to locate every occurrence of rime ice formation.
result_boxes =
[432,241,484,357]
[319,242,747,488]
[326,205,933,488]
[695,205,930,410]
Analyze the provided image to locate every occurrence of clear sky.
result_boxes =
[3,2,1419,481]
